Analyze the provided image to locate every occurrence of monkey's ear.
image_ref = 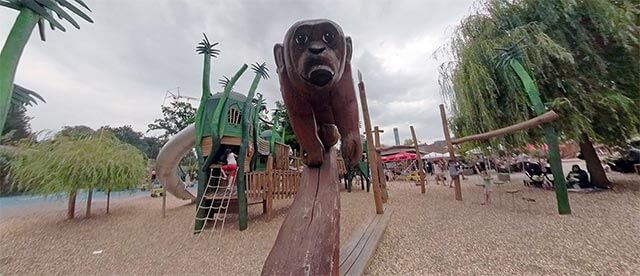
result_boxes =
[274,43,286,73]
[345,36,353,63]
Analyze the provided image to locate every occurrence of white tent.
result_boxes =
[421,152,449,160]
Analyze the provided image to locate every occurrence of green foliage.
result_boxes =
[99,125,163,159]
[2,106,31,141]
[147,101,196,139]
[141,136,162,159]
[438,0,640,151]
[1,85,44,143]
[57,125,94,138]
[9,130,147,195]
[0,0,93,41]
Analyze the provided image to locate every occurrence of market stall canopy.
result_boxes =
[421,152,449,160]
[381,152,417,163]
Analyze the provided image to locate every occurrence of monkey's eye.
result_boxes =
[295,34,308,45]
[322,32,334,44]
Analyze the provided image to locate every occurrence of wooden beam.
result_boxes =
[372,127,388,202]
[339,206,393,276]
[451,111,560,145]
[372,126,384,149]
[376,149,389,203]
[439,104,461,201]
[410,126,426,193]
[357,71,384,215]
[261,149,340,275]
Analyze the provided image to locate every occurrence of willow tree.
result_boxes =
[0,0,93,132]
[9,131,146,219]
[438,0,640,187]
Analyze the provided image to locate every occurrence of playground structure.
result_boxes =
[155,34,307,234]
[343,137,371,192]
[439,104,570,212]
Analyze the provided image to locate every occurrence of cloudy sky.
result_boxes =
[0,0,473,146]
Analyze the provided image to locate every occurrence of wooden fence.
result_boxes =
[245,169,302,221]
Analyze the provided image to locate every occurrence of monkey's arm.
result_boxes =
[311,96,340,150]
[331,62,362,169]
[283,88,325,167]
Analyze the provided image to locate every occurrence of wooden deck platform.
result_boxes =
[339,206,393,276]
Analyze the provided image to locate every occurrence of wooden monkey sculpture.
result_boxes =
[274,19,361,169]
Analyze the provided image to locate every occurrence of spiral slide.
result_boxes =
[155,124,196,201]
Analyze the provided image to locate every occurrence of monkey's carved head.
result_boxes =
[274,19,352,92]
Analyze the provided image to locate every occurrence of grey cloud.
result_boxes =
[0,0,471,142]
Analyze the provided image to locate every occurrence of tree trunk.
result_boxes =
[67,190,77,219]
[579,133,611,188]
[85,189,93,218]
[106,189,110,214]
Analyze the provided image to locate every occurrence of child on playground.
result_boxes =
[481,170,493,205]
[221,149,238,190]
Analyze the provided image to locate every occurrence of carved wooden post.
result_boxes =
[358,71,384,214]
[266,155,274,222]
[373,126,383,148]
[439,104,462,201]
[372,126,388,202]
[410,126,426,193]
[261,149,341,275]
[265,19,362,275]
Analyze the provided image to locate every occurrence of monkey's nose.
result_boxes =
[308,46,325,54]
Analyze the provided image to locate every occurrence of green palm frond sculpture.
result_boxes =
[0,0,93,41]
[196,33,220,57]
[0,0,92,135]
[251,62,270,80]
[11,84,46,107]
[218,76,230,88]
[493,40,570,214]
[194,33,221,156]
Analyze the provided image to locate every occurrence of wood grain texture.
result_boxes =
[451,111,559,145]
[261,148,341,276]
[339,207,393,276]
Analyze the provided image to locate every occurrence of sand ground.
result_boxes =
[0,187,372,275]
[1,170,639,275]
[366,172,640,275]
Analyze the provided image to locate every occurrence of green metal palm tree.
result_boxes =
[11,84,45,107]
[217,76,230,88]
[495,40,571,214]
[194,33,220,153]
[236,62,269,230]
[0,0,92,133]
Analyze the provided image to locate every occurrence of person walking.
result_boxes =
[447,160,460,188]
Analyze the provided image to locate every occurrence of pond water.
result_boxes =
[0,189,148,208]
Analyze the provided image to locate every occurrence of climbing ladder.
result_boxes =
[194,166,237,235]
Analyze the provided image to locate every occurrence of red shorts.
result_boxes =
[222,164,237,176]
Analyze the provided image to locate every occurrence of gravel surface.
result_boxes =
[1,171,638,275]
[366,172,640,275]
[0,186,373,275]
